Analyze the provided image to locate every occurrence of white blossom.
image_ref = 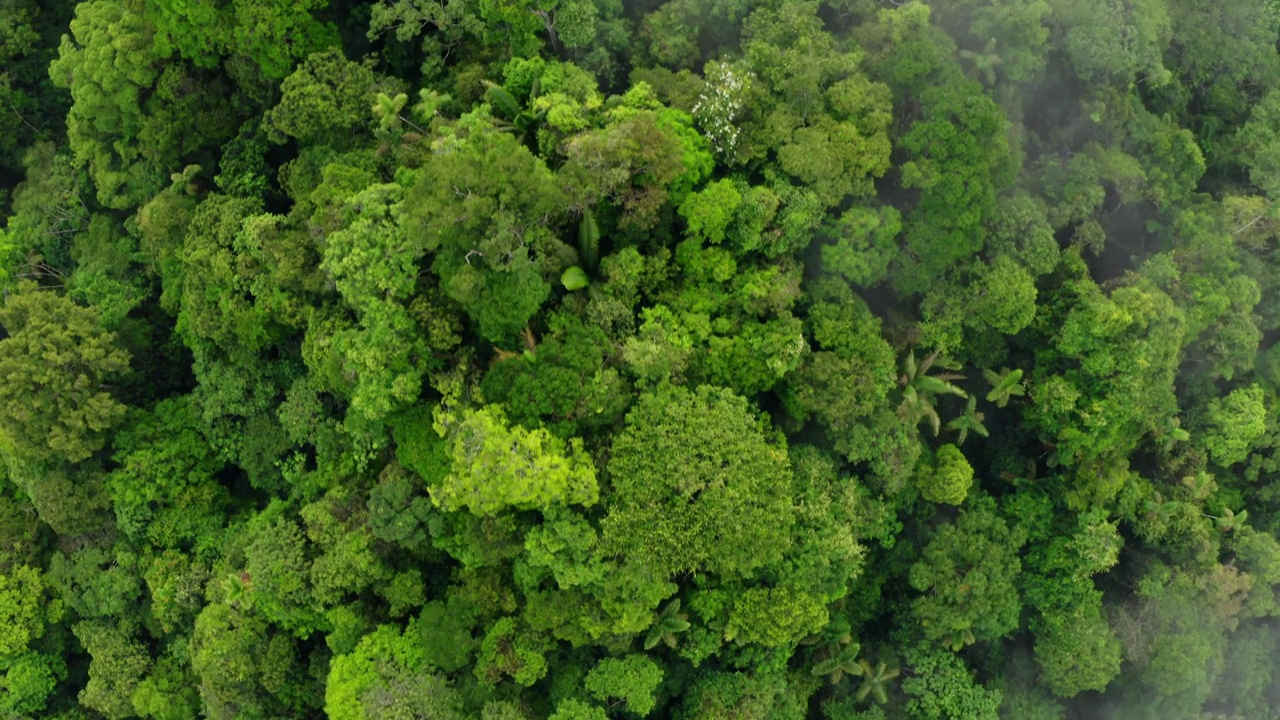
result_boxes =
[693,62,752,157]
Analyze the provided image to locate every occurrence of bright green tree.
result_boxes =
[73,620,151,720]
[584,654,664,716]
[430,404,598,516]
[149,0,338,79]
[0,564,48,660]
[106,397,228,549]
[48,0,164,208]
[1026,257,1185,469]
[917,444,975,506]
[909,499,1025,647]
[189,603,302,720]
[1033,594,1122,697]
[265,51,397,147]
[404,116,567,342]
[49,1,236,209]
[1196,384,1267,467]
[602,385,794,579]
[901,641,1002,720]
[0,650,64,717]
[724,586,828,648]
[894,77,1014,294]
[474,617,551,687]
[0,284,130,463]
[971,255,1038,335]
[326,624,464,720]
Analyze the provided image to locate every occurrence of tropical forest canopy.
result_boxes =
[5,0,1280,718]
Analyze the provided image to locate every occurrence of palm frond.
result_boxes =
[483,81,521,119]
[916,375,967,398]
[578,209,600,272]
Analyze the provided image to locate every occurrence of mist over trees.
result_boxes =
[3,0,1280,718]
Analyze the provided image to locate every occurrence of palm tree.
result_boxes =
[482,82,545,141]
[578,209,600,273]
[959,40,1004,85]
[1144,491,1181,525]
[942,627,976,652]
[371,91,432,135]
[946,395,989,446]
[1180,472,1216,501]
[372,91,408,132]
[223,571,254,611]
[898,349,967,436]
[1156,415,1191,454]
[811,641,863,685]
[982,367,1025,408]
[1210,507,1248,534]
[561,209,602,291]
[644,599,691,650]
[855,659,900,705]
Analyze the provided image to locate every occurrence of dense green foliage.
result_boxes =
[5,0,1280,718]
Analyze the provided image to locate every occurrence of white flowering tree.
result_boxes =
[693,61,753,162]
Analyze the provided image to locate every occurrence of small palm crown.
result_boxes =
[643,599,691,650]
[855,659,901,705]
[898,349,967,436]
